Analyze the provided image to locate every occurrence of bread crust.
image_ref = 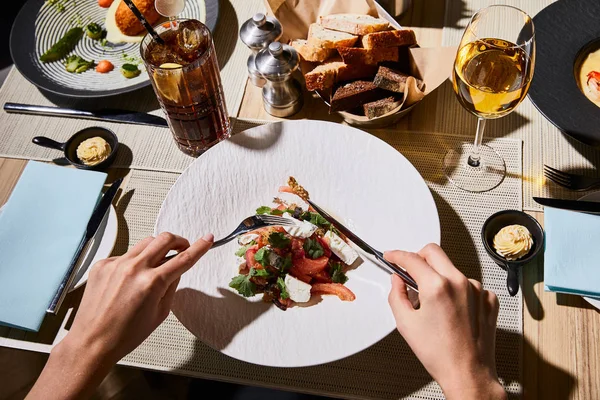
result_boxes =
[361,29,417,49]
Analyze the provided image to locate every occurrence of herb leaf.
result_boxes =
[303,238,324,259]
[268,232,291,249]
[281,254,293,273]
[277,277,290,299]
[256,206,272,215]
[250,267,271,278]
[229,274,257,297]
[303,212,331,229]
[330,262,348,284]
[235,243,253,257]
[254,247,271,266]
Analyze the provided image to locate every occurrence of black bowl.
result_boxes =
[482,210,545,296]
[32,126,119,171]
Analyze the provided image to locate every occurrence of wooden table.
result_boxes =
[1,1,599,398]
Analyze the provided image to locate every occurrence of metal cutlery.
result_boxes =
[307,199,419,292]
[543,165,600,191]
[533,197,600,213]
[47,178,123,314]
[159,214,296,265]
[4,103,169,128]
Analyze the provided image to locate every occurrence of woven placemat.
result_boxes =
[109,120,524,399]
[0,0,262,170]
[438,0,600,211]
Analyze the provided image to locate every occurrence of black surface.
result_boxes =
[533,197,600,212]
[528,0,600,146]
[481,210,545,296]
[9,0,219,98]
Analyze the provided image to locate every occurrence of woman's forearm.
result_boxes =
[26,334,113,400]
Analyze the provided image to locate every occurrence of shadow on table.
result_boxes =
[556,293,600,312]
[543,164,600,201]
[430,189,481,283]
[398,0,469,30]
[111,188,136,257]
[522,248,545,321]
[213,0,238,71]
[38,85,160,114]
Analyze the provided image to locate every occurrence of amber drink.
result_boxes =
[141,19,231,156]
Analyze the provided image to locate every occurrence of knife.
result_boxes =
[533,197,600,213]
[47,178,123,314]
[307,199,419,292]
[4,103,168,128]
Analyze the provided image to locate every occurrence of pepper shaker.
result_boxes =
[255,42,303,117]
[239,13,283,87]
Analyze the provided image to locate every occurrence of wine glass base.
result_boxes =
[443,143,506,193]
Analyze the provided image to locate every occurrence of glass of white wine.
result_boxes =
[443,5,535,192]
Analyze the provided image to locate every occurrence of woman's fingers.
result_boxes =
[156,234,214,285]
[388,274,415,327]
[384,250,439,286]
[418,243,463,281]
[136,232,191,268]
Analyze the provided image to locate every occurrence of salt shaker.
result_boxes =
[255,42,303,117]
[239,13,283,87]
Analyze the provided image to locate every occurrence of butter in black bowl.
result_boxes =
[32,126,119,171]
[482,210,545,296]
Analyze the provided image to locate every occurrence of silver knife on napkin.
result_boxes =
[4,103,168,128]
[47,178,123,314]
[533,197,600,213]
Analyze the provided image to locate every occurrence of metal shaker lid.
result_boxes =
[239,13,283,50]
[255,42,299,81]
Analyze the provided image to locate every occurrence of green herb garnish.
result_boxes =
[302,212,331,229]
[229,274,256,297]
[250,267,271,278]
[268,232,291,249]
[256,206,272,215]
[281,254,292,273]
[121,63,141,79]
[303,238,324,259]
[330,262,348,284]
[235,242,254,257]
[277,277,290,299]
[254,247,271,267]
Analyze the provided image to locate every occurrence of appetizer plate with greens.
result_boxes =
[10,0,218,98]
[154,120,440,367]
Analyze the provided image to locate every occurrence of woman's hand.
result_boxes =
[27,232,213,400]
[386,244,506,400]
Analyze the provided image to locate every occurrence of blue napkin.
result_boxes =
[0,161,106,331]
[544,207,600,297]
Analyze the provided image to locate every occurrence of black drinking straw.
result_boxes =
[122,0,165,44]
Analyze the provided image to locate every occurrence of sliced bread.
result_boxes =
[361,29,417,49]
[363,97,401,119]
[338,46,399,65]
[330,80,386,112]
[304,59,377,91]
[291,39,335,62]
[307,23,358,49]
[319,14,390,35]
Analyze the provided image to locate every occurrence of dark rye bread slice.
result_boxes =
[363,96,401,119]
[373,66,422,93]
[330,80,387,112]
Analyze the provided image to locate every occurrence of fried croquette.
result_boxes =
[115,0,161,36]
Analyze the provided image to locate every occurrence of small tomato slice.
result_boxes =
[311,283,356,301]
[312,269,332,283]
[294,256,329,275]
[289,266,312,283]
[244,246,259,269]
[278,185,293,194]
[291,238,305,259]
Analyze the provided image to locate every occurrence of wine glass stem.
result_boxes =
[468,118,486,167]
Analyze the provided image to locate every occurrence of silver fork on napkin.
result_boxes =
[159,214,296,264]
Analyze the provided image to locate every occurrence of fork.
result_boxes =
[159,214,296,264]
[543,165,600,191]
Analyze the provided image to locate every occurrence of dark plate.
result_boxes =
[528,0,600,146]
[9,0,219,99]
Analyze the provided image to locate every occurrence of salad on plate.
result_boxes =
[229,177,361,310]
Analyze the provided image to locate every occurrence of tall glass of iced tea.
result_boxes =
[141,19,231,157]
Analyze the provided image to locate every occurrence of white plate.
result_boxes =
[579,192,600,310]
[155,120,440,367]
[0,204,118,291]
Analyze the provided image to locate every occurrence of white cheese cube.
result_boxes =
[282,213,318,239]
[324,230,359,265]
[284,274,312,303]
[238,233,259,245]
